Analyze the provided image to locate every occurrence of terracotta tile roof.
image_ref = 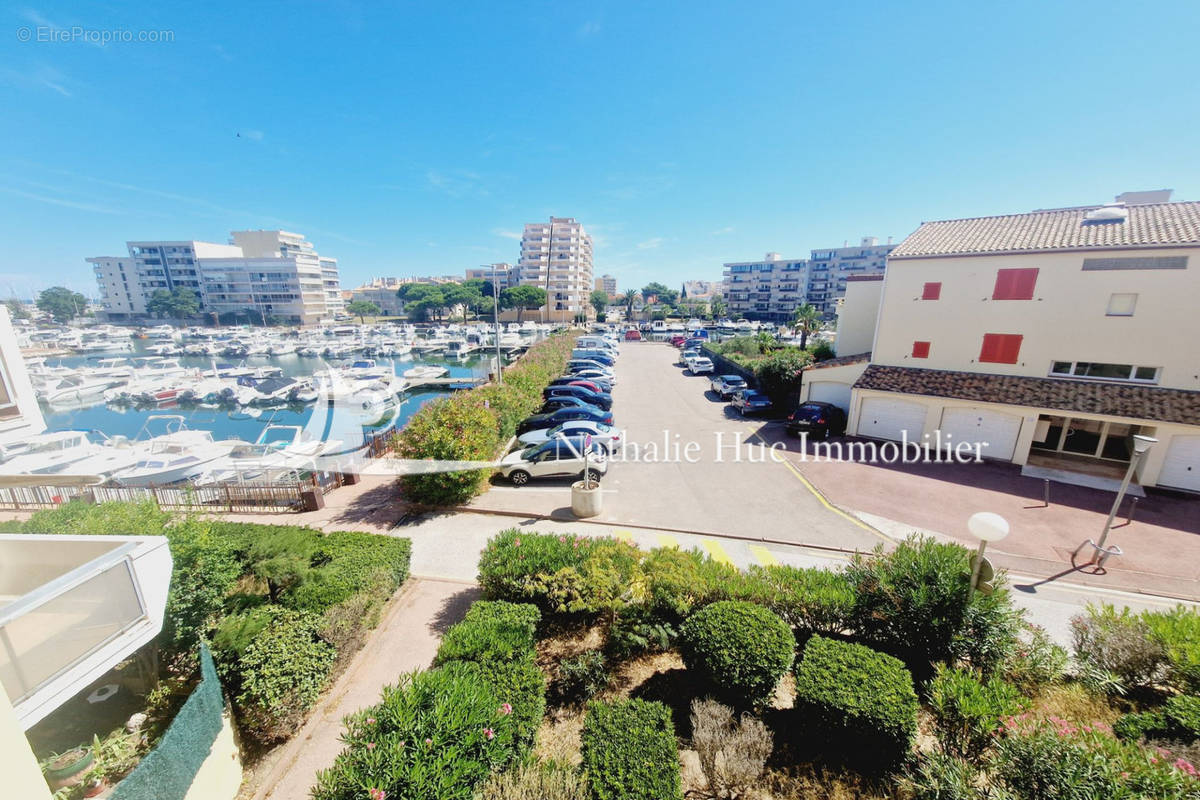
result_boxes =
[889,201,1200,259]
[854,365,1200,426]
[805,352,871,371]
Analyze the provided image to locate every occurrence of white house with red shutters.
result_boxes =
[799,191,1200,491]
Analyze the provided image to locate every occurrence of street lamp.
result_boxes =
[967,511,1010,597]
[489,264,503,385]
[1092,434,1157,558]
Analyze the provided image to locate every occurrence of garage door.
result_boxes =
[807,381,853,412]
[857,398,927,443]
[939,407,1023,461]
[1158,435,1200,492]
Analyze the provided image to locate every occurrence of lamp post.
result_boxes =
[490,264,503,385]
[1095,434,1157,553]
[542,220,555,325]
[967,512,1010,597]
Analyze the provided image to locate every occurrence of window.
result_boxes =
[921,282,942,300]
[912,341,931,358]
[1049,361,1159,383]
[979,333,1023,364]
[1106,293,1137,316]
[992,268,1038,300]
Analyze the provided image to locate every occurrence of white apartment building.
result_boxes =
[349,278,406,316]
[723,253,808,322]
[595,274,617,297]
[722,238,895,322]
[517,217,594,321]
[89,230,344,325]
[0,306,45,447]
[798,192,1200,491]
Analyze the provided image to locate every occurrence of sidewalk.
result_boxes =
[249,577,478,800]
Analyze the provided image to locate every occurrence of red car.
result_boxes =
[624,329,641,341]
[669,335,687,347]
[568,380,602,393]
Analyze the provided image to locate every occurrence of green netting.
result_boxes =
[110,644,225,800]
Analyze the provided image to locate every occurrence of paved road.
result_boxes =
[471,341,883,551]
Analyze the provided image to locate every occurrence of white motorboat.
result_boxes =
[0,431,106,476]
[202,424,342,483]
[38,375,114,405]
[402,365,449,380]
[113,429,240,486]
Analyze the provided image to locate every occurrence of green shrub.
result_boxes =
[752,348,812,403]
[639,546,707,619]
[22,499,172,535]
[679,601,794,707]
[1166,695,1200,741]
[279,529,411,613]
[744,564,855,636]
[557,650,608,704]
[897,751,982,800]
[581,699,683,800]
[845,535,1019,675]
[233,609,335,742]
[1003,622,1069,692]
[463,600,542,635]
[477,529,593,610]
[792,635,918,766]
[928,664,1025,758]
[993,717,1199,799]
[1114,710,1169,741]
[1145,605,1200,695]
[211,605,281,666]
[435,613,537,666]
[481,653,546,752]
[608,608,678,658]
[312,662,520,800]
[1071,604,1166,694]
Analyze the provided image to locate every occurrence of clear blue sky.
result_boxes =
[3,0,1198,298]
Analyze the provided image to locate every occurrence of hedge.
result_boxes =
[395,332,579,505]
[679,601,794,707]
[1114,695,1200,743]
[792,635,918,766]
[581,699,683,800]
[1145,605,1200,694]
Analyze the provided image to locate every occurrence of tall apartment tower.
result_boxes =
[805,237,896,314]
[231,230,343,320]
[517,217,594,321]
[89,240,242,319]
[595,274,617,297]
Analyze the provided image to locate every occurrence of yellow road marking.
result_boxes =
[778,458,896,543]
[613,529,634,543]
[656,533,680,548]
[748,544,778,566]
[702,538,735,566]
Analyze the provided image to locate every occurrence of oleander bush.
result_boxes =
[993,716,1199,799]
[434,606,539,666]
[897,751,983,800]
[1003,621,1069,692]
[556,649,609,704]
[1145,605,1200,695]
[928,664,1026,759]
[312,662,522,800]
[845,535,1020,676]
[679,601,795,708]
[792,635,919,767]
[581,699,683,800]
[1071,603,1167,694]
[395,332,578,505]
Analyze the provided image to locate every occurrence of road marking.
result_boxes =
[656,533,680,548]
[777,458,896,544]
[748,544,778,566]
[613,529,634,543]
[702,538,734,566]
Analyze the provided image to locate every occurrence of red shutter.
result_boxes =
[912,341,930,358]
[921,282,942,300]
[979,333,1022,364]
[992,268,1038,300]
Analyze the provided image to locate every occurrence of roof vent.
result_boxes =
[1084,203,1128,223]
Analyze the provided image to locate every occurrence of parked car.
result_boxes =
[669,335,687,347]
[497,436,608,486]
[710,374,748,399]
[678,348,701,366]
[517,406,615,435]
[786,401,847,439]
[516,420,622,451]
[543,385,613,411]
[570,368,616,387]
[687,356,715,375]
[567,359,612,373]
[539,395,605,414]
[570,350,615,367]
[731,389,773,416]
[624,329,641,341]
[548,376,604,392]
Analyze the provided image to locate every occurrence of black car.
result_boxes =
[516,405,615,435]
[786,401,847,439]
[543,384,613,410]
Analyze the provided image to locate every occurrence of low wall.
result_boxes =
[699,345,757,385]
[111,644,241,800]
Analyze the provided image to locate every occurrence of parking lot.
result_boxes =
[470,340,884,552]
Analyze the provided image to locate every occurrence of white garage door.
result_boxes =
[857,398,927,443]
[807,381,853,412]
[1158,435,1200,492]
[939,407,1023,461]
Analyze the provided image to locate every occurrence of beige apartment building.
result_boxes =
[799,194,1200,491]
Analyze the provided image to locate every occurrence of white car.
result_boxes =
[569,367,617,385]
[516,421,622,451]
[710,374,749,398]
[497,436,608,486]
[687,357,714,375]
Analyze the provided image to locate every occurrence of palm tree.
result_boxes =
[791,303,823,349]
[616,290,640,321]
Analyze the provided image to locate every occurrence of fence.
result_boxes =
[110,644,225,800]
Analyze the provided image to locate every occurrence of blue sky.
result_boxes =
[2,0,1199,298]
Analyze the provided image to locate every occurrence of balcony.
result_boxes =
[0,534,171,729]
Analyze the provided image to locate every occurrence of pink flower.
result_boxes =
[513,538,521,547]
[424,738,432,747]
[1120,771,1130,779]
[559,536,567,543]
[366,742,376,750]
[499,703,513,715]
[398,741,405,748]
[483,728,495,740]
[366,717,376,725]
[1175,759,1198,777]
[368,789,388,800]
